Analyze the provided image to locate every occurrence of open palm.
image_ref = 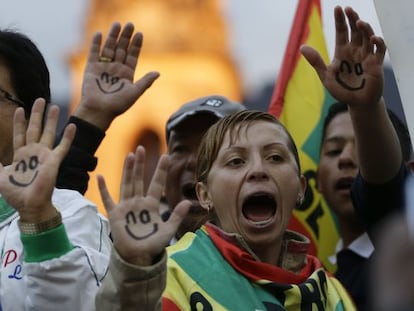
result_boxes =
[301,6,386,108]
[0,99,75,221]
[98,146,190,266]
[77,22,159,130]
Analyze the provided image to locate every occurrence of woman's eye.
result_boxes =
[228,158,244,166]
[269,154,283,162]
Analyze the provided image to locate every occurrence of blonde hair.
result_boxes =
[196,110,301,183]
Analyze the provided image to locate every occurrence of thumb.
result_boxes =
[165,200,191,236]
[97,174,116,214]
[133,71,160,98]
[54,123,77,163]
[300,45,327,82]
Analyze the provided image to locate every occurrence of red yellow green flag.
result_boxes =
[268,0,338,272]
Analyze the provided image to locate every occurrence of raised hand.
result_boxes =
[75,22,160,130]
[98,146,190,266]
[301,6,386,108]
[0,99,76,223]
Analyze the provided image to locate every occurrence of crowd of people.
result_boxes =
[0,4,412,311]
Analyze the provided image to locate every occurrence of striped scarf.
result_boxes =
[163,223,355,310]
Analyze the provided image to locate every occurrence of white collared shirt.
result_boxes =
[329,232,374,265]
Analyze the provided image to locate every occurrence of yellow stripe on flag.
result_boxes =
[269,0,339,272]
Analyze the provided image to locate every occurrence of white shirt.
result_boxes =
[329,232,374,265]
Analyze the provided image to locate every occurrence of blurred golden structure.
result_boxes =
[69,0,242,211]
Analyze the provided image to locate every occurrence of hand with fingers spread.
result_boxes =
[0,98,76,223]
[75,22,160,131]
[98,146,190,266]
[301,6,386,108]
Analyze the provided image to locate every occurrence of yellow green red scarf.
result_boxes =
[163,224,355,310]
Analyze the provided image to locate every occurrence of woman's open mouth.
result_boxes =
[242,192,277,227]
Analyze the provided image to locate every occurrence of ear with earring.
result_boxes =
[296,194,304,208]
[206,202,212,214]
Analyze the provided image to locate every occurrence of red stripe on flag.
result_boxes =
[162,297,181,311]
[268,0,319,118]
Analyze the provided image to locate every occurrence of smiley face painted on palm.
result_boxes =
[9,156,39,187]
[96,72,125,94]
[335,60,365,91]
[124,210,158,240]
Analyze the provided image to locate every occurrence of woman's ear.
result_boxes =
[315,168,322,192]
[196,181,212,211]
[299,174,307,200]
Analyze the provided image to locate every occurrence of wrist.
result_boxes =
[348,96,385,112]
[18,203,59,223]
[348,97,387,121]
[66,116,105,154]
[116,246,155,266]
[74,103,113,131]
[18,208,62,235]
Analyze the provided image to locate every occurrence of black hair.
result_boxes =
[321,102,348,146]
[0,29,50,118]
[321,102,413,162]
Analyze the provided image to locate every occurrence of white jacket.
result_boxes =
[0,188,111,311]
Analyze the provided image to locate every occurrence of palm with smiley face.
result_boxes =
[301,6,386,109]
[98,146,191,266]
[76,22,160,131]
[0,99,75,223]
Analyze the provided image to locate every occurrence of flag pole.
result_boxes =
[269,0,315,118]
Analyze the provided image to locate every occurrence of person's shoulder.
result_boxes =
[51,188,98,217]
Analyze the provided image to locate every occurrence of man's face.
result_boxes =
[165,114,218,238]
[317,112,358,220]
[0,63,19,166]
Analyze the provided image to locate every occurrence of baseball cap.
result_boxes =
[166,95,246,139]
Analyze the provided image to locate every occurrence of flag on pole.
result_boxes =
[268,0,338,271]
